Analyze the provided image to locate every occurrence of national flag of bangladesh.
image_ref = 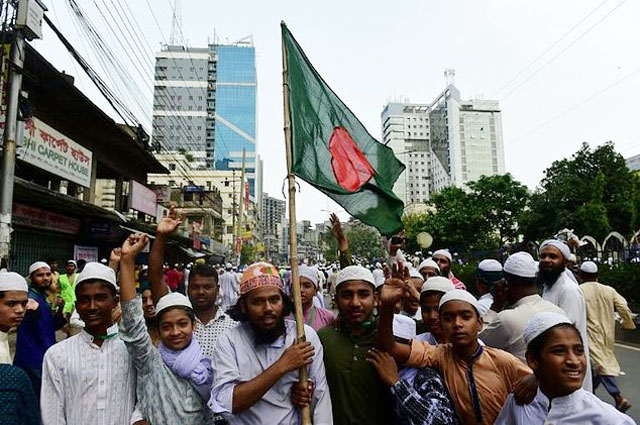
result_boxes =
[281,23,406,236]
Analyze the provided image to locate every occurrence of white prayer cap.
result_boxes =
[409,268,424,282]
[76,262,118,290]
[568,254,577,263]
[67,260,77,267]
[336,265,375,288]
[580,261,598,274]
[523,312,572,346]
[375,262,382,269]
[100,258,108,265]
[299,265,319,287]
[373,271,385,288]
[418,259,440,272]
[477,259,502,272]
[156,292,193,316]
[421,276,455,294]
[393,314,416,340]
[539,239,571,260]
[439,289,480,315]
[0,271,28,292]
[28,261,50,276]
[225,262,233,270]
[432,249,452,262]
[504,252,537,278]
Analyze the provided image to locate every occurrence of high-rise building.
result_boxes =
[381,83,505,207]
[152,37,261,200]
[261,194,286,261]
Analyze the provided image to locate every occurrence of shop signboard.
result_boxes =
[12,203,80,234]
[129,180,157,216]
[74,245,98,263]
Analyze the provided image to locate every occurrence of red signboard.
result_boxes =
[12,203,81,234]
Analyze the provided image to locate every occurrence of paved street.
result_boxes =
[595,344,640,422]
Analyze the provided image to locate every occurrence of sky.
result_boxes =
[32,0,640,225]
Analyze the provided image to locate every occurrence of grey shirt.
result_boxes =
[119,298,213,425]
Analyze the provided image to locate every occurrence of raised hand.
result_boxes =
[380,262,409,307]
[121,233,149,259]
[329,213,348,252]
[157,205,182,235]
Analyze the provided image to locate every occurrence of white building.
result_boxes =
[381,83,505,206]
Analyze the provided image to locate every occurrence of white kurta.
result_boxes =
[477,293,494,317]
[0,330,11,364]
[495,388,636,425]
[542,272,593,392]
[210,320,333,425]
[41,330,142,425]
[219,271,240,311]
[580,281,636,376]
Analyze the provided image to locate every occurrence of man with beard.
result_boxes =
[209,262,332,424]
[432,250,465,290]
[149,209,237,358]
[317,265,392,425]
[15,262,66,395]
[41,262,148,425]
[538,239,592,391]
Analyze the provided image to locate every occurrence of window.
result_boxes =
[224,181,230,187]
[169,163,176,170]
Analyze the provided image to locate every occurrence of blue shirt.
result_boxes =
[0,364,41,424]
[14,288,66,370]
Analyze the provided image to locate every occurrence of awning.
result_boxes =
[179,246,207,258]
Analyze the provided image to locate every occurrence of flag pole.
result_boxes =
[281,22,312,425]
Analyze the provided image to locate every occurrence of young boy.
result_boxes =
[378,265,533,425]
[495,312,636,425]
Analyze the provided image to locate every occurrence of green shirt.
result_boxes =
[59,273,77,314]
[318,323,392,425]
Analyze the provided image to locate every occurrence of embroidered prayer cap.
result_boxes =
[421,276,455,295]
[580,261,598,274]
[336,265,375,289]
[409,268,424,282]
[432,249,452,262]
[28,261,51,276]
[523,311,572,347]
[539,239,571,260]
[0,271,28,292]
[477,259,503,282]
[76,262,118,290]
[418,258,440,272]
[156,292,193,316]
[393,314,417,340]
[299,265,319,287]
[503,252,537,279]
[438,289,480,315]
[240,262,283,295]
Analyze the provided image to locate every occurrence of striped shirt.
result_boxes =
[41,330,142,425]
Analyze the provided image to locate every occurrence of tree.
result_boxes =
[467,174,529,244]
[345,227,384,260]
[240,243,256,265]
[519,142,634,241]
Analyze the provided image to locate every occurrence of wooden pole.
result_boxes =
[281,23,312,425]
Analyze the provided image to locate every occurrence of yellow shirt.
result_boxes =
[407,339,532,425]
[580,281,635,375]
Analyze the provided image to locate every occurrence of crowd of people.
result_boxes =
[0,208,638,424]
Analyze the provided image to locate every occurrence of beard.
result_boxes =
[251,317,286,345]
[538,266,564,286]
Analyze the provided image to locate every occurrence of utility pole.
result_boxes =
[0,0,46,265]
[235,148,246,264]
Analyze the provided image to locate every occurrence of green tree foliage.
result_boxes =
[321,231,339,263]
[240,243,256,265]
[345,227,385,260]
[519,142,635,241]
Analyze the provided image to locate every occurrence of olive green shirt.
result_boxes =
[318,323,392,425]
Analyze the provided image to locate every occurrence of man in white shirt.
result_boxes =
[480,252,565,361]
[538,239,592,391]
[41,262,147,425]
[496,312,636,425]
[220,263,240,312]
[475,259,502,316]
[210,262,332,425]
[0,272,29,363]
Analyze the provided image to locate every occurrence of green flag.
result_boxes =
[282,23,406,236]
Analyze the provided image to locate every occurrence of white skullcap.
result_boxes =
[568,254,577,263]
[67,260,77,267]
[299,265,319,287]
[76,262,118,290]
[418,259,440,272]
[432,249,452,262]
[337,265,375,288]
[540,239,571,260]
[504,252,537,278]
[439,289,480,314]
[156,292,193,316]
[28,261,50,276]
[375,262,382,269]
[477,259,502,272]
[409,268,424,282]
[580,261,598,274]
[225,262,233,269]
[523,312,572,346]
[373,272,385,288]
[421,276,455,294]
[0,271,28,292]
[393,314,417,340]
